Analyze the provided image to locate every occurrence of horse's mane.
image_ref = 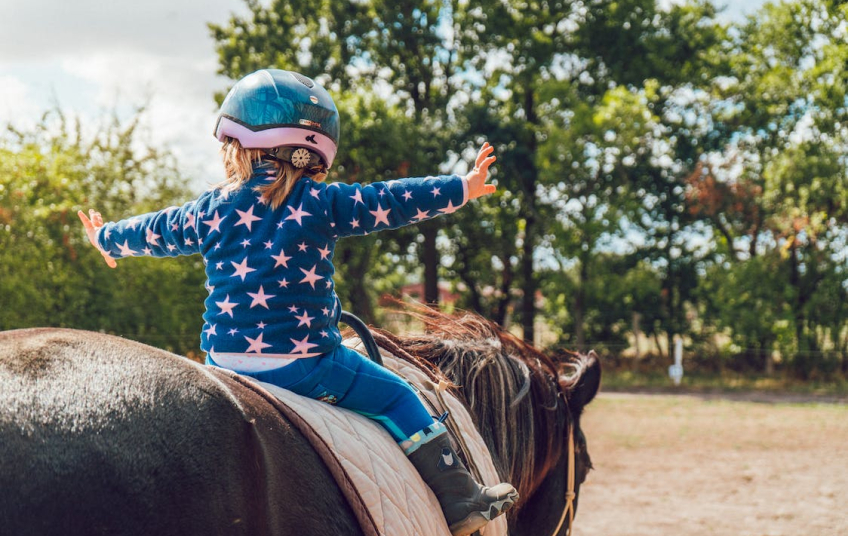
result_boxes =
[370,302,592,505]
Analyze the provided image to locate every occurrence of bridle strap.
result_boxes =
[550,421,576,536]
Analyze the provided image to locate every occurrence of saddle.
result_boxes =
[216,338,508,536]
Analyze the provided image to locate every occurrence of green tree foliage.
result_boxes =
[205,0,848,379]
[7,0,848,381]
[693,0,848,376]
[0,112,206,356]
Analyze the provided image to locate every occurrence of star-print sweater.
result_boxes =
[96,161,469,372]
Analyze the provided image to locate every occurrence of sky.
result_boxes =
[0,0,769,192]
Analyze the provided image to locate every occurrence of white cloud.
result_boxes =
[0,0,243,62]
[0,75,41,130]
[0,0,249,191]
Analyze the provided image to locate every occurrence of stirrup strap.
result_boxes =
[424,380,487,485]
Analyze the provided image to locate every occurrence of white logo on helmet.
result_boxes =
[309,95,319,104]
[291,148,311,168]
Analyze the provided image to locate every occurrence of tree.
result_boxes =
[695,0,848,376]
[0,111,207,356]
[210,0,468,305]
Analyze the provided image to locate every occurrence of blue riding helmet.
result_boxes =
[214,69,340,169]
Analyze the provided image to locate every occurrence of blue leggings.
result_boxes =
[207,345,435,443]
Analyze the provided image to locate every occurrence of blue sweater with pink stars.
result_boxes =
[96,161,468,371]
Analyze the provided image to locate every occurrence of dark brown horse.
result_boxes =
[0,309,599,536]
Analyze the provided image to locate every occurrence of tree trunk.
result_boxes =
[520,83,538,344]
[493,253,514,328]
[421,220,440,304]
[574,259,587,351]
[632,312,642,370]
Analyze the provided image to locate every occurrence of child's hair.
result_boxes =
[218,138,328,209]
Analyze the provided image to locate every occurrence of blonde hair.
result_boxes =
[218,138,328,209]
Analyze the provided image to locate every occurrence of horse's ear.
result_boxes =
[563,350,601,410]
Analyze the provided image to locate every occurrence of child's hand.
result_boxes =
[78,209,117,269]
[465,142,497,200]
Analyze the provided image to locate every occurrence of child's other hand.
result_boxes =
[465,142,497,200]
[78,209,117,268]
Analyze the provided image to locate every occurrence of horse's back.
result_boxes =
[0,328,362,536]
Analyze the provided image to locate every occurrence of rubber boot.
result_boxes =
[407,432,519,536]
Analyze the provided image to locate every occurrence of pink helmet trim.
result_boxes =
[215,116,338,169]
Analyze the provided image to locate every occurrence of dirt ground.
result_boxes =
[575,392,848,536]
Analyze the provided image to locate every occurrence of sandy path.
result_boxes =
[574,392,848,536]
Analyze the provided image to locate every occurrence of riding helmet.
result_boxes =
[214,69,340,169]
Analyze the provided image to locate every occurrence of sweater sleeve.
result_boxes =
[324,174,468,238]
[96,194,210,259]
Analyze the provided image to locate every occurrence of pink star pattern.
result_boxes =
[117,240,137,257]
[216,295,239,317]
[439,200,461,214]
[231,257,256,281]
[295,310,315,328]
[285,203,312,226]
[271,249,292,268]
[299,265,324,289]
[247,285,276,309]
[370,204,392,226]
[290,335,318,354]
[413,208,430,221]
[235,205,262,231]
[245,333,272,353]
[203,211,225,233]
[146,229,161,245]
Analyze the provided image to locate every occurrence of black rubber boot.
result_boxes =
[407,433,518,536]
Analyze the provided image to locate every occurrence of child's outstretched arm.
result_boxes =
[78,194,210,263]
[324,142,497,238]
[78,209,117,268]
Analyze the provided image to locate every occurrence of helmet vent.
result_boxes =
[291,72,315,88]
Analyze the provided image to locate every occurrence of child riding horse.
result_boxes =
[79,68,517,536]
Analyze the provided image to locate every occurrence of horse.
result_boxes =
[0,307,600,536]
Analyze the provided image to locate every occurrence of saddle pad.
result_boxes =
[253,339,509,536]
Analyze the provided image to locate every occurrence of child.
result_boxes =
[79,69,517,535]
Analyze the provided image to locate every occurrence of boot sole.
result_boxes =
[448,490,519,536]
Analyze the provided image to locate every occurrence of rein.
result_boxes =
[550,420,576,536]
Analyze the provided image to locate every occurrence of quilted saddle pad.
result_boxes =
[253,339,509,536]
